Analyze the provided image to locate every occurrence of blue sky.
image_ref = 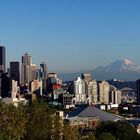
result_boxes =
[0,0,140,73]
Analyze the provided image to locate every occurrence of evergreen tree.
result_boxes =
[63,125,80,140]
[0,102,27,140]
[82,135,96,140]
[26,101,54,140]
[98,133,115,140]
[96,121,137,140]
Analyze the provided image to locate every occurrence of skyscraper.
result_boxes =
[81,73,92,82]
[136,79,140,105]
[0,46,6,73]
[0,73,10,98]
[39,62,47,92]
[74,77,86,104]
[47,73,58,93]
[30,79,42,96]
[40,62,47,80]
[99,81,110,104]
[10,61,20,86]
[11,80,18,98]
[81,73,92,97]
[109,85,122,105]
[21,53,32,86]
[30,64,37,81]
[88,80,98,104]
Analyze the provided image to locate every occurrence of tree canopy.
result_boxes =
[0,100,139,140]
[96,121,137,140]
[98,133,115,140]
[0,100,79,140]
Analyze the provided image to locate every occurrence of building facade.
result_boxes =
[47,73,58,93]
[11,80,18,98]
[99,81,110,104]
[0,73,10,98]
[30,80,42,96]
[74,77,86,104]
[0,46,6,72]
[21,53,32,86]
[30,64,37,81]
[39,62,47,92]
[88,80,98,104]
[109,85,122,104]
[10,61,20,86]
[137,79,140,105]
[81,73,92,82]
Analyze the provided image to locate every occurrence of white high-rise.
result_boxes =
[74,77,86,104]
[99,81,110,104]
[11,80,18,98]
[88,80,98,104]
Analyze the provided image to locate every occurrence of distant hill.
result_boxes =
[59,59,140,81]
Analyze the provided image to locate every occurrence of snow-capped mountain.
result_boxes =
[92,59,140,80]
[94,59,140,73]
[59,59,140,81]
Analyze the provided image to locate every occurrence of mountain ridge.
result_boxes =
[59,59,140,81]
[94,59,140,73]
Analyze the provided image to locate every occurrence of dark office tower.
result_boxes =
[47,73,58,93]
[0,73,10,98]
[137,79,140,104]
[10,61,20,86]
[0,46,6,73]
[40,62,47,80]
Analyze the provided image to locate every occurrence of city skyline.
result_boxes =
[1,0,140,72]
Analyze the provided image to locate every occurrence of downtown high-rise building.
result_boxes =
[31,79,42,96]
[0,46,6,73]
[40,62,47,80]
[39,62,47,92]
[81,73,92,99]
[74,77,86,104]
[30,64,37,81]
[136,79,140,105]
[99,81,110,104]
[109,85,122,105]
[88,80,98,104]
[81,73,92,82]
[47,73,58,93]
[10,61,20,86]
[21,53,32,86]
[11,80,18,98]
[0,73,10,98]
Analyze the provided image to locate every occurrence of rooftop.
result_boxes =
[67,105,123,122]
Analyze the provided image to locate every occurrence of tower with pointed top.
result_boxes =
[21,53,32,86]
